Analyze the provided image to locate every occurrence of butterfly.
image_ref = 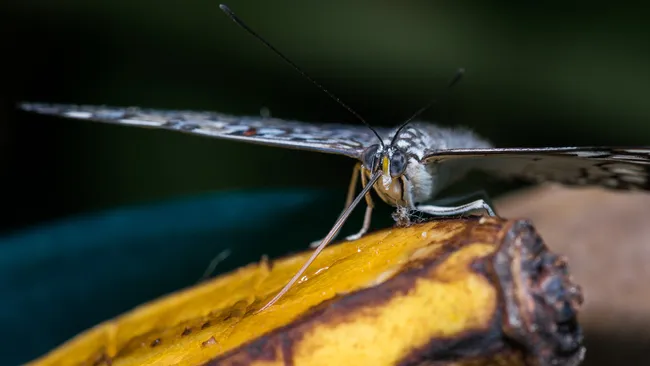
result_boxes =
[18,5,650,311]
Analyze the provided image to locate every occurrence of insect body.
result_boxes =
[19,102,650,208]
[18,4,650,311]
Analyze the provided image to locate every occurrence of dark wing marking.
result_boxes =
[19,103,388,159]
[423,147,650,190]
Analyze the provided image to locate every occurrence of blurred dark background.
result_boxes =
[1,0,649,364]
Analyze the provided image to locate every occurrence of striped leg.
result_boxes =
[310,163,372,247]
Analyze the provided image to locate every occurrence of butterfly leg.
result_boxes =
[415,199,496,217]
[344,162,362,209]
[345,169,375,241]
[403,179,495,217]
[310,163,368,247]
[426,190,498,216]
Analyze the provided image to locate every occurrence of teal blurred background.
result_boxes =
[1,0,649,364]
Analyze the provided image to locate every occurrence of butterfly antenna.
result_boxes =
[389,68,465,146]
[258,170,383,312]
[219,4,384,146]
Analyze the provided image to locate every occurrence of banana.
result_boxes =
[29,217,584,366]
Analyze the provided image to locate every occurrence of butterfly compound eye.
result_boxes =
[390,150,407,177]
[362,144,381,171]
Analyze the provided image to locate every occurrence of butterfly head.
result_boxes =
[361,144,409,204]
[362,144,407,176]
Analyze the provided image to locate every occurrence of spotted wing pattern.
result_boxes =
[423,147,650,190]
[19,103,389,159]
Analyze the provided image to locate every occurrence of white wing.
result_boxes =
[19,103,389,159]
[423,147,650,190]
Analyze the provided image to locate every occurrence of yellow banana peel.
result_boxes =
[28,217,584,366]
